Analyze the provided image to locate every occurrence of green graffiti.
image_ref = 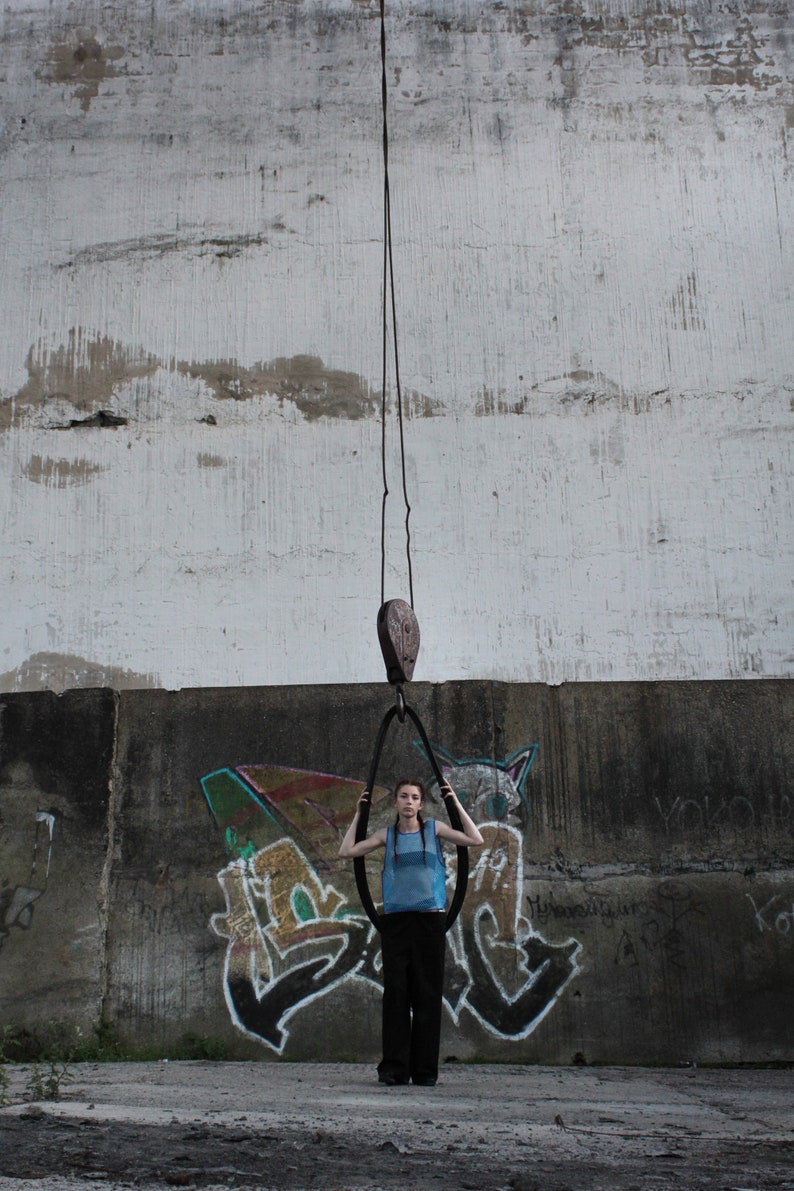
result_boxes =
[292,888,315,923]
[225,825,256,861]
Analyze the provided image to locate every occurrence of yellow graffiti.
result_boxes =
[251,839,346,950]
[212,838,352,981]
[212,860,275,981]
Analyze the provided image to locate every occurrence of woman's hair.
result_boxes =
[392,778,427,865]
[394,777,426,801]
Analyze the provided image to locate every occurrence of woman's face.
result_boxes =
[394,783,424,820]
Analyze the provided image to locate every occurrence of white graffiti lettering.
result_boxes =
[202,752,582,1054]
[746,892,794,937]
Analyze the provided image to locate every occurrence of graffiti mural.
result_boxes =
[417,743,538,826]
[420,744,581,1037]
[0,809,56,953]
[201,749,580,1053]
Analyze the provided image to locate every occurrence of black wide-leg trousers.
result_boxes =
[377,911,446,1084]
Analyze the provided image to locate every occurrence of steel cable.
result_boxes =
[379,0,414,611]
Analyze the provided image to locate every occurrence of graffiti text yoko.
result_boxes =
[201,746,581,1052]
[655,792,791,833]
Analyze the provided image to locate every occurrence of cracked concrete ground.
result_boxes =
[0,1062,792,1190]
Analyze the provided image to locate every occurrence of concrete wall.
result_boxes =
[1,0,792,694]
[1,0,791,1063]
[2,680,792,1063]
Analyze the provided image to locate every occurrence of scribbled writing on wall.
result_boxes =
[201,747,581,1053]
[747,892,794,937]
[528,881,706,971]
[0,811,56,953]
[655,792,791,834]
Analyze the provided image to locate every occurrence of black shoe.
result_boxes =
[378,1072,408,1086]
[412,1076,437,1086]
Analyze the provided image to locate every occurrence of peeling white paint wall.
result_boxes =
[0,0,792,691]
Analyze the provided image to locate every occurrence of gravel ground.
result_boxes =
[1,1061,792,1190]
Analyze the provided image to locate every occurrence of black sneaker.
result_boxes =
[378,1072,408,1086]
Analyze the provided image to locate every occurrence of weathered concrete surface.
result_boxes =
[0,1,792,692]
[1,1061,793,1190]
[1,679,792,1065]
[0,689,116,1032]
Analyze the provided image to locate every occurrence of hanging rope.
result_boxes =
[379,0,414,611]
[355,4,470,935]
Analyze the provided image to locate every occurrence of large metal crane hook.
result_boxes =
[353,602,470,933]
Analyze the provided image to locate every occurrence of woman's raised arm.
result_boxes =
[338,792,388,858]
[434,783,484,848]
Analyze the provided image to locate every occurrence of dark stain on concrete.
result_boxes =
[536,3,784,94]
[179,355,379,421]
[407,387,444,417]
[3,330,158,432]
[44,36,125,112]
[683,16,781,90]
[475,371,624,415]
[670,273,705,332]
[21,455,107,487]
[55,231,274,270]
[59,409,129,429]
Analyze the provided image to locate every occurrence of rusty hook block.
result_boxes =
[377,599,420,685]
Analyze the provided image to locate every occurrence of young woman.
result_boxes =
[339,778,484,1086]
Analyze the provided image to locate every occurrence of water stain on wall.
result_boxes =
[4,333,441,434]
[43,36,125,112]
[0,652,160,695]
[3,330,159,432]
[179,355,380,421]
[22,455,107,487]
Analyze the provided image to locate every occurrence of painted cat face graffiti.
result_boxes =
[415,744,538,826]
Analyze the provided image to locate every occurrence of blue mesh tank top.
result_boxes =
[381,818,447,913]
